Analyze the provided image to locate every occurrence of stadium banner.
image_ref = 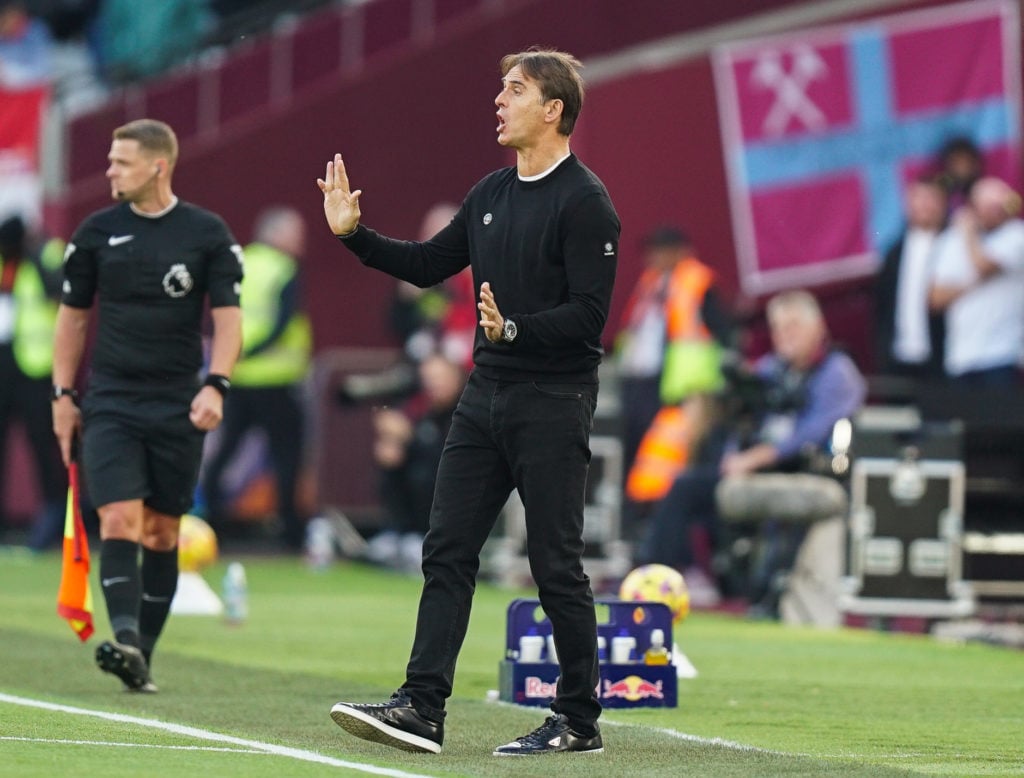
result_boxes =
[712,0,1022,296]
[0,86,47,222]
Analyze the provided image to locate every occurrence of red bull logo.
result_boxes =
[524,676,559,699]
[602,674,665,701]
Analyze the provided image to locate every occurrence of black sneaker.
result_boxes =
[330,691,443,754]
[493,714,603,756]
[95,641,150,691]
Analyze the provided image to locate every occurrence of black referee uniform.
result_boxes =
[339,153,619,736]
[62,200,243,515]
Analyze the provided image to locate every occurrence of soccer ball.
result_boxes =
[618,564,690,624]
[178,514,218,572]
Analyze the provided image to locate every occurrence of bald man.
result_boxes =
[929,176,1024,385]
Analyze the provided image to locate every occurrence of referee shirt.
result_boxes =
[62,200,243,384]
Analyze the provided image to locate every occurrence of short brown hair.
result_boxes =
[500,48,584,136]
[113,119,178,167]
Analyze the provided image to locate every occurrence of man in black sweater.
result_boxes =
[319,48,619,757]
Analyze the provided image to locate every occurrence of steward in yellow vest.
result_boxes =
[0,215,68,549]
[201,207,312,550]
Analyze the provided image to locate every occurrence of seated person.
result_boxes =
[364,353,466,572]
[634,289,867,607]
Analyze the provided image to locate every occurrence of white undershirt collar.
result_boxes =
[518,153,571,182]
[131,196,179,219]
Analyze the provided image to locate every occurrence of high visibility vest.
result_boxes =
[2,237,64,379]
[625,404,693,503]
[623,259,723,502]
[231,243,312,387]
[658,258,723,404]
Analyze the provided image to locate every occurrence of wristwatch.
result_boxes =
[51,385,78,401]
[501,318,518,343]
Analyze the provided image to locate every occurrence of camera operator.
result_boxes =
[634,289,866,606]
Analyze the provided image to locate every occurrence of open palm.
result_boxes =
[317,153,362,235]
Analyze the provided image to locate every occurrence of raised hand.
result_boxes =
[317,153,362,236]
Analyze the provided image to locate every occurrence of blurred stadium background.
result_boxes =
[3,0,1024,619]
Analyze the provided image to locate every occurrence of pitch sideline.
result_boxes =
[0,692,437,778]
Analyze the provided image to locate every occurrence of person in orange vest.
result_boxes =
[615,226,735,536]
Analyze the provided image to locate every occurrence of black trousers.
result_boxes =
[402,371,602,733]
[202,384,305,547]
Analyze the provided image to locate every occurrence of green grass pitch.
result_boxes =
[0,549,1021,776]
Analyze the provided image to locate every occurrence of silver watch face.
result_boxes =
[503,319,517,342]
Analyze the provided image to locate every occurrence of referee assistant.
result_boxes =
[321,48,619,757]
[52,119,243,692]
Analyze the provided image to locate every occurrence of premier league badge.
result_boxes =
[162,263,194,298]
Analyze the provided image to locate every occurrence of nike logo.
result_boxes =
[101,576,131,587]
[108,235,135,246]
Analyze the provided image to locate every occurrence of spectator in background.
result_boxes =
[874,177,947,381]
[615,226,734,546]
[95,0,212,84]
[389,202,476,368]
[202,206,313,550]
[930,176,1024,387]
[0,214,66,549]
[0,0,53,88]
[365,353,466,573]
[634,290,865,605]
[935,136,983,213]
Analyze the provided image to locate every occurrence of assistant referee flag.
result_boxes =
[57,461,94,642]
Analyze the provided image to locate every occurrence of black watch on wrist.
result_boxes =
[204,373,232,397]
[51,385,78,401]
[501,318,518,343]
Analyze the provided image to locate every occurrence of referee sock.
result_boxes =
[139,546,179,666]
[99,539,141,648]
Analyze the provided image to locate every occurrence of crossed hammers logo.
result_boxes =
[751,44,829,137]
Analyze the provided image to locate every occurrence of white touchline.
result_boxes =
[0,692,437,778]
[0,736,269,754]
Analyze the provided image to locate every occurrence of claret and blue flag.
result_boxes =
[713,0,1022,295]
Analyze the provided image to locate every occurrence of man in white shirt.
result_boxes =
[930,176,1024,385]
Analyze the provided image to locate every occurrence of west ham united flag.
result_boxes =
[712,0,1022,295]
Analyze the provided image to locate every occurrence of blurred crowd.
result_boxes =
[0,0,336,115]
[612,134,1024,614]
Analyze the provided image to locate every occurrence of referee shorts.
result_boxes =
[82,382,206,517]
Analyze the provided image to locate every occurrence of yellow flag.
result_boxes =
[56,462,94,642]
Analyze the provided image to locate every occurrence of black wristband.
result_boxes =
[204,374,231,397]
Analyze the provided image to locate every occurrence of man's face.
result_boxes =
[770,310,824,367]
[970,178,1014,231]
[905,183,946,231]
[106,138,159,202]
[494,65,550,149]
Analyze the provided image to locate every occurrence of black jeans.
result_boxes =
[402,371,602,733]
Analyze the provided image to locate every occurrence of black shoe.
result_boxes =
[493,714,603,756]
[330,691,443,754]
[95,641,150,691]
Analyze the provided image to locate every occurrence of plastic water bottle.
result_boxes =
[305,516,335,571]
[222,561,248,625]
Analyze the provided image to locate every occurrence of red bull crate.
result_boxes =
[498,598,678,709]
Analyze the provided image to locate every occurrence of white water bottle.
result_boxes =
[222,562,248,625]
[305,517,335,570]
